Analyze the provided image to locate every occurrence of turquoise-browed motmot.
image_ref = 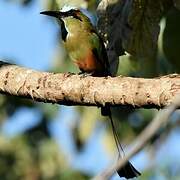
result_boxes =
[40,8,140,179]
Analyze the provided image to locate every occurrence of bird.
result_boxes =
[40,7,141,179]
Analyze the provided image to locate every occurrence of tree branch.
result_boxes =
[0,61,179,108]
[93,95,180,179]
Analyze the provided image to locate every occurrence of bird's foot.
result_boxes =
[78,72,93,78]
[63,72,74,78]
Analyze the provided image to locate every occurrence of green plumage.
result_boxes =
[62,12,110,75]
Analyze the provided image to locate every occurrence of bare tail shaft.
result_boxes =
[101,105,141,179]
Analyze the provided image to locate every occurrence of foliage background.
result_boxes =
[0,0,180,179]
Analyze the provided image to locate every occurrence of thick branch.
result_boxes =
[0,61,179,108]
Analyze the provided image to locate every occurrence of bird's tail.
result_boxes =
[101,105,141,179]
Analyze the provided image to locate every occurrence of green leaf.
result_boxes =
[174,0,180,10]
[97,0,174,76]
[163,7,180,72]
[123,0,173,59]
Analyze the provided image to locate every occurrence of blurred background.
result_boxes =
[0,0,180,179]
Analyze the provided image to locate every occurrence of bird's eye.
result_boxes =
[73,13,82,21]
[67,9,82,21]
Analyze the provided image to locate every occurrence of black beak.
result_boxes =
[40,11,65,19]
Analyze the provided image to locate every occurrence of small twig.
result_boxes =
[93,96,180,180]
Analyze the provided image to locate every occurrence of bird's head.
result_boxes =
[40,6,93,41]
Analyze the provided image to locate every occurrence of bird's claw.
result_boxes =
[78,72,93,78]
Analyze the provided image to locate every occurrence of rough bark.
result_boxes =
[0,61,179,108]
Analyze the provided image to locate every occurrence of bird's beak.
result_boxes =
[40,11,65,19]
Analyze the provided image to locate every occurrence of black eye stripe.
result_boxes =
[65,9,82,21]
[73,14,82,21]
